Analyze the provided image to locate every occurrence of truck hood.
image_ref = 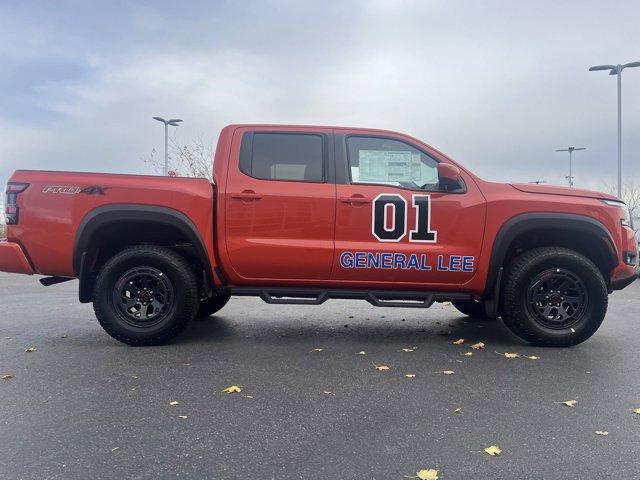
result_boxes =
[510,183,619,201]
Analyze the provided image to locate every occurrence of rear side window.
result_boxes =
[239,133,324,182]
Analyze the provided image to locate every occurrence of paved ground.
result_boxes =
[1,273,639,480]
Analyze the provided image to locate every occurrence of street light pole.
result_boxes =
[152,117,183,176]
[556,146,586,187]
[589,61,640,198]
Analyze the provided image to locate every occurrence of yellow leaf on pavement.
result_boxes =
[405,374,416,378]
[452,338,464,345]
[311,348,323,352]
[169,401,179,406]
[526,355,540,360]
[462,352,473,357]
[1,374,13,380]
[470,342,485,350]
[633,408,640,415]
[561,400,577,407]
[442,370,455,375]
[453,407,462,413]
[595,431,608,436]
[25,347,37,352]
[223,385,242,394]
[416,469,439,480]
[178,415,188,419]
[374,364,390,371]
[484,445,502,456]
[401,348,415,352]
[356,351,366,355]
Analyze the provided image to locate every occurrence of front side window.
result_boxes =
[240,133,324,182]
[347,136,439,190]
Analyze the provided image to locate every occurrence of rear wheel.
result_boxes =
[93,246,199,346]
[501,247,608,347]
[197,293,230,318]
[451,300,490,319]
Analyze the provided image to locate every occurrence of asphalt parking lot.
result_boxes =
[1,272,639,480]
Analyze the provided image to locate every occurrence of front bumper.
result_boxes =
[0,241,34,274]
[611,270,637,290]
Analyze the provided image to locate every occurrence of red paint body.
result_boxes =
[1,124,637,297]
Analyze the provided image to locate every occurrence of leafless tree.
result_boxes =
[602,180,640,229]
[143,134,214,182]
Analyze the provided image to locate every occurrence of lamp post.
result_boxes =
[152,117,183,175]
[555,146,586,187]
[589,61,640,198]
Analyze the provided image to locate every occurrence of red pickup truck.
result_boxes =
[1,125,637,346]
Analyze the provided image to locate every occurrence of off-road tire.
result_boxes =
[197,294,230,318]
[93,245,199,346]
[451,300,490,319]
[501,247,608,347]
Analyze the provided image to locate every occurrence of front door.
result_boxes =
[331,132,486,289]
[225,127,336,281]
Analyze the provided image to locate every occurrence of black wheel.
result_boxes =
[451,300,490,319]
[197,293,230,318]
[501,247,608,347]
[93,245,199,346]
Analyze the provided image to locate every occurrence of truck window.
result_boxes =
[240,133,324,182]
[346,136,439,189]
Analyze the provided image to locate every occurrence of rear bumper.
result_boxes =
[0,241,35,274]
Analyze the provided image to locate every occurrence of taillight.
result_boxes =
[4,183,29,225]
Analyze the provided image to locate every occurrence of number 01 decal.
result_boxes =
[372,193,437,243]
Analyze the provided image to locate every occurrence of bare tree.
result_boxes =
[144,134,214,182]
[602,180,640,229]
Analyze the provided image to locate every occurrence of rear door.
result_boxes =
[224,127,336,281]
[331,131,486,289]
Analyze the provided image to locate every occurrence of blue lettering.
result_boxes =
[437,255,448,271]
[449,255,462,271]
[339,251,354,268]
[355,252,366,268]
[407,254,420,270]
[366,252,380,269]
[419,254,431,271]
[462,256,475,272]
[381,253,393,269]
[393,253,406,269]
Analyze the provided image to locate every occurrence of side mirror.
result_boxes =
[438,163,461,184]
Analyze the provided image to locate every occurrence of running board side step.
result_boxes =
[228,287,472,308]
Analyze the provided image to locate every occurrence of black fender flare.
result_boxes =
[74,204,213,302]
[483,212,618,298]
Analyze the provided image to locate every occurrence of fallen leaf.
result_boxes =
[484,445,502,456]
[222,385,242,394]
[1,374,14,380]
[323,391,333,395]
[561,400,577,407]
[442,370,455,375]
[416,469,439,480]
[311,348,323,352]
[374,364,390,372]
[470,342,485,350]
[633,408,640,415]
[452,338,465,345]
[169,401,180,406]
[401,348,415,352]
[526,355,540,360]
[245,395,254,399]
[178,415,188,419]
[595,431,608,436]
[453,408,462,413]
[463,352,473,356]
[356,351,366,355]
[61,334,68,338]
[405,374,416,378]
[111,447,119,452]
[25,347,37,352]
[495,351,520,358]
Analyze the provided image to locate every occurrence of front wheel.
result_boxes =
[93,245,199,346]
[501,247,608,347]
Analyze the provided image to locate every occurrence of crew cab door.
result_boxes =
[331,131,486,289]
[224,127,335,281]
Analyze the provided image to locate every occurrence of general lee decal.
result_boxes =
[339,192,475,273]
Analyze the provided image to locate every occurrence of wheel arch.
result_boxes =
[74,204,213,303]
[483,212,618,299]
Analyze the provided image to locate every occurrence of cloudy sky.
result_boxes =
[1,0,639,192]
